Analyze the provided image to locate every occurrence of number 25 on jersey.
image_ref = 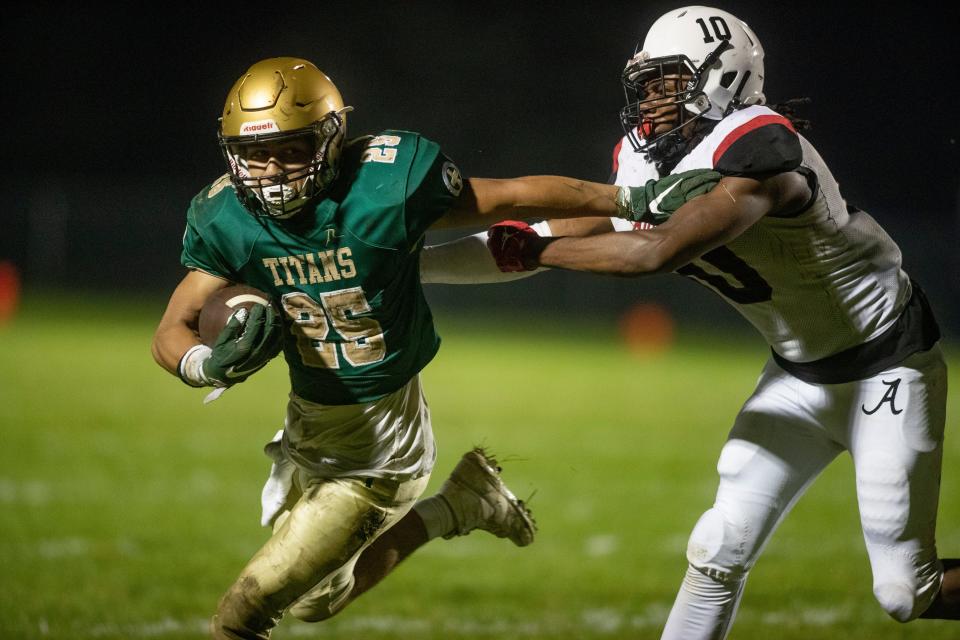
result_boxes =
[281,288,386,368]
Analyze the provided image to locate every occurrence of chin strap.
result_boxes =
[698,40,734,76]
[722,70,753,118]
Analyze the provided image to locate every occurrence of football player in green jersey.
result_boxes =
[151,57,626,639]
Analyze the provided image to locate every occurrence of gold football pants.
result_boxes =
[210,473,430,639]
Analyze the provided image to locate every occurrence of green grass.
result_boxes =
[1,292,957,639]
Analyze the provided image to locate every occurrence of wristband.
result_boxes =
[177,344,213,387]
[615,186,633,219]
[529,220,553,237]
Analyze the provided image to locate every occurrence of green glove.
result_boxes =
[616,169,722,225]
[201,304,284,387]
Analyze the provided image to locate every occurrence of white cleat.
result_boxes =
[438,447,537,547]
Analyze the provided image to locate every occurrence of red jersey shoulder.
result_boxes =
[712,108,802,177]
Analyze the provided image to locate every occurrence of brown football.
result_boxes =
[198,285,275,346]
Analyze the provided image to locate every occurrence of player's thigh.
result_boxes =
[721,361,843,503]
[289,474,430,620]
[228,476,422,614]
[694,362,843,571]
[849,346,947,561]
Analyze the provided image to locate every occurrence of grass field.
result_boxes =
[1,291,957,639]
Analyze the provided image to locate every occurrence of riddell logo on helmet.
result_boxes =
[240,120,278,134]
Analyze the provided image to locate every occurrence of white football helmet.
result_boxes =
[620,6,765,161]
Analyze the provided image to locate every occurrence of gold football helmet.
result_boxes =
[219,57,352,218]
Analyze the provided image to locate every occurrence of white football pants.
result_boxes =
[661,345,947,640]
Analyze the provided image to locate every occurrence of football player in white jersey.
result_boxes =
[473,5,958,638]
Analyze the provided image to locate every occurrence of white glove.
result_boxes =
[259,429,297,527]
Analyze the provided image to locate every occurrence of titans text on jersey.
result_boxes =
[261,248,357,286]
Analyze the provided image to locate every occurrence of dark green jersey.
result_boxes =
[181,131,463,404]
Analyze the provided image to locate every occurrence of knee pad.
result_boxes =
[856,452,911,545]
[288,602,335,623]
[685,507,750,583]
[871,557,943,623]
[856,449,942,622]
[874,582,924,623]
[211,581,274,639]
[288,572,355,622]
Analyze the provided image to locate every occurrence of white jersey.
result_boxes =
[612,105,912,364]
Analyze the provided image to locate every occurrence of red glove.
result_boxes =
[486,221,540,272]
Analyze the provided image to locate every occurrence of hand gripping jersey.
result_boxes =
[182,131,462,404]
[611,105,939,382]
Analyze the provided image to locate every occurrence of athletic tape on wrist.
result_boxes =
[614,186,633,219]
[177,344,213,387]
[529,220,553,237]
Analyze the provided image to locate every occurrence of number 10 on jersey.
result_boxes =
[281,288,386,368]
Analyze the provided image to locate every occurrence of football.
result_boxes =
[198,284,275,346]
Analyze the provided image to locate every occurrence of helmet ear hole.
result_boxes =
[720,71,738,89]
[321,118,338,136]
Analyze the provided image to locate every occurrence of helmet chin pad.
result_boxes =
[257,179,314,219]
[220,111,347,219]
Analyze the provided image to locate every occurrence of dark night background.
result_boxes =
[5,1,960,335]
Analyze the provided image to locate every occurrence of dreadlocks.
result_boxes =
[769,97,813,131]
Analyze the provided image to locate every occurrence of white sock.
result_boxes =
[661,565,746,640]
[413,495,457,540]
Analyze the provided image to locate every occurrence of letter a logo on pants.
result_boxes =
[861,378,904,415]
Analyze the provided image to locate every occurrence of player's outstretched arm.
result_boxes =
[420,228,547,284]
[517,172,811,276]
[421,173,619,284]
[421,218,616,284]
[433,176,620,230]
[421,171,717,283]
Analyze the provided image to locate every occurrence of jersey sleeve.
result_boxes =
[712,113,802,177]
[180,198,236,280]
[403,137,463,243]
